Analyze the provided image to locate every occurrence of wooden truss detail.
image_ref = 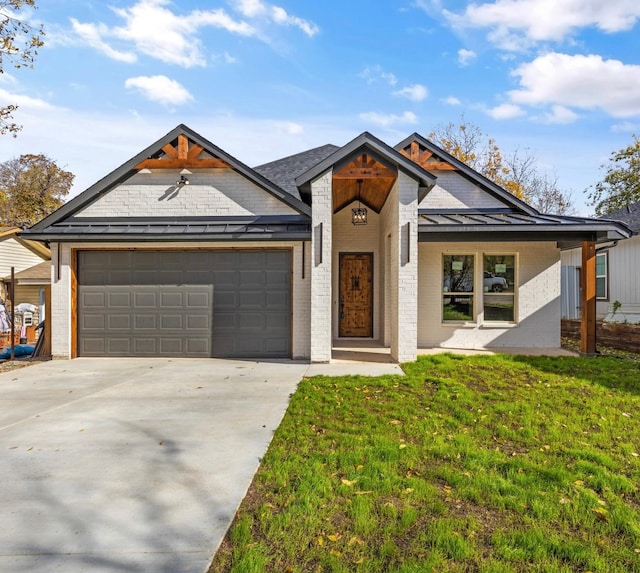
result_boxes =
[134,134,231,170]
[333,153,396,179]
[400,143,457,171]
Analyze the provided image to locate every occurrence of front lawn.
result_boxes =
[210,354,640,572]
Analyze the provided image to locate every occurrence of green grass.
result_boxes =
[209,354,640,572]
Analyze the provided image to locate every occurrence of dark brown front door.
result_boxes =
[339,253,373,337]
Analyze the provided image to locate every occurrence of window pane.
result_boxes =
[443,255,474,293]
[596,253,606,276]
[596,276,606,299]
[483,255,514,293]
[483,294,515,321]
[443,295,473,321]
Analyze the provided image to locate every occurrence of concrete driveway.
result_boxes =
[0,358,310,573]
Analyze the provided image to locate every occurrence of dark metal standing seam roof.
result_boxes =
[418,209,632,245]
[22,216,312,242]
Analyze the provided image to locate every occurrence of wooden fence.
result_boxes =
[561,319,640,354]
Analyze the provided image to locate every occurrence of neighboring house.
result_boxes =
[561,200,640,323]
[0,227,50,314]
[22,125,630,362]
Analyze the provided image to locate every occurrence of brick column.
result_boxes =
[391,172,419,362]
[310,170,333,362]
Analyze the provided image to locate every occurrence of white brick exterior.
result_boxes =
[47,137,567,362]
[421,172,506,209]
[78,170,297,217]
[310,170,333,362]
[381,173,419,362]
[418,241,561,348]
[50,241,310,360]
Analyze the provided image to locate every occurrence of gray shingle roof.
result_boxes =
[600,200,640,233]
[253,144,339,200]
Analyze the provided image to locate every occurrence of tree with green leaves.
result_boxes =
[429,116,574,214]
[587,135,640,216]
[0,0,45,136]
[0,154,73,228]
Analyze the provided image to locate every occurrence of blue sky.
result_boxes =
[1,0,639,215]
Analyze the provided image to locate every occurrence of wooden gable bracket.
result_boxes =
[134,134,231,170]
[333,153,396,179]
[400,142,457,171]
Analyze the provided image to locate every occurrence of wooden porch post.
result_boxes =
[580,240,597,355]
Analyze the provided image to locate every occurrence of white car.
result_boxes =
[484,271,508,292]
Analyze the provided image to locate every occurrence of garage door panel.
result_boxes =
[266,291,289,308]
[108,291,131,308]
[238,313,264,329]
[213,312,236,329]
[239,291,265,307]
[266,337,289,354]
[186,291,211,308]
[133,269,158,284]
[81,291,105,308]
[81,314,105,330]
[78,250,290,358]
[212,270,237,287]
[160,315,183,329]
[186,314,209,329]
[239,270,265,287]
[134,290,157,307]
[266,270,289,287]
[108,315,131,330]
[108,338,132,354]
[160,292,183,308]
[134,314,157,329]
[133,338,157,355]
[82,338,106,354]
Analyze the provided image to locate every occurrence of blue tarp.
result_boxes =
[0,345,35,360]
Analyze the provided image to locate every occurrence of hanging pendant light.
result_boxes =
[351,179,367,225]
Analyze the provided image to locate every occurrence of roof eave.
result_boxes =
[29,125,310,231]
[295,132,438,191]
[395,133,540,216]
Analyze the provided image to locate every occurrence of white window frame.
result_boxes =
[441,254,476,324]
[482,253,517,324]
[596,252,608,301]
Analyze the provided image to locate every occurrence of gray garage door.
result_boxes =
[77,250,291,358]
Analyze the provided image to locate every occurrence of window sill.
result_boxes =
[480,323,518,328]
[441,322,477,328]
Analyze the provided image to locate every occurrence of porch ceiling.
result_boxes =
[332,153,397,214]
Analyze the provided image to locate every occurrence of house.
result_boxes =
[561,200,640,323]
[0,227,50,324]
[21,125,630,362]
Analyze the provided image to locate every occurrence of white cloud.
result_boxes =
[445,0,640,49]
[359,111,418,127]
[125,75,193,106]
[542,105,579,124]
[442,96,461,106]
[486,102,525,119]
[69,0,317,68]
[392,84,428,102]
[359,66,398,86]
[458,48,477,66]
[0,88,59,111]
[70,18,137,63]
[509,53,640,118]
[612,121,640,133]
[232,0,319,36]
[278,121,304,135]
[270,6,319,37]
